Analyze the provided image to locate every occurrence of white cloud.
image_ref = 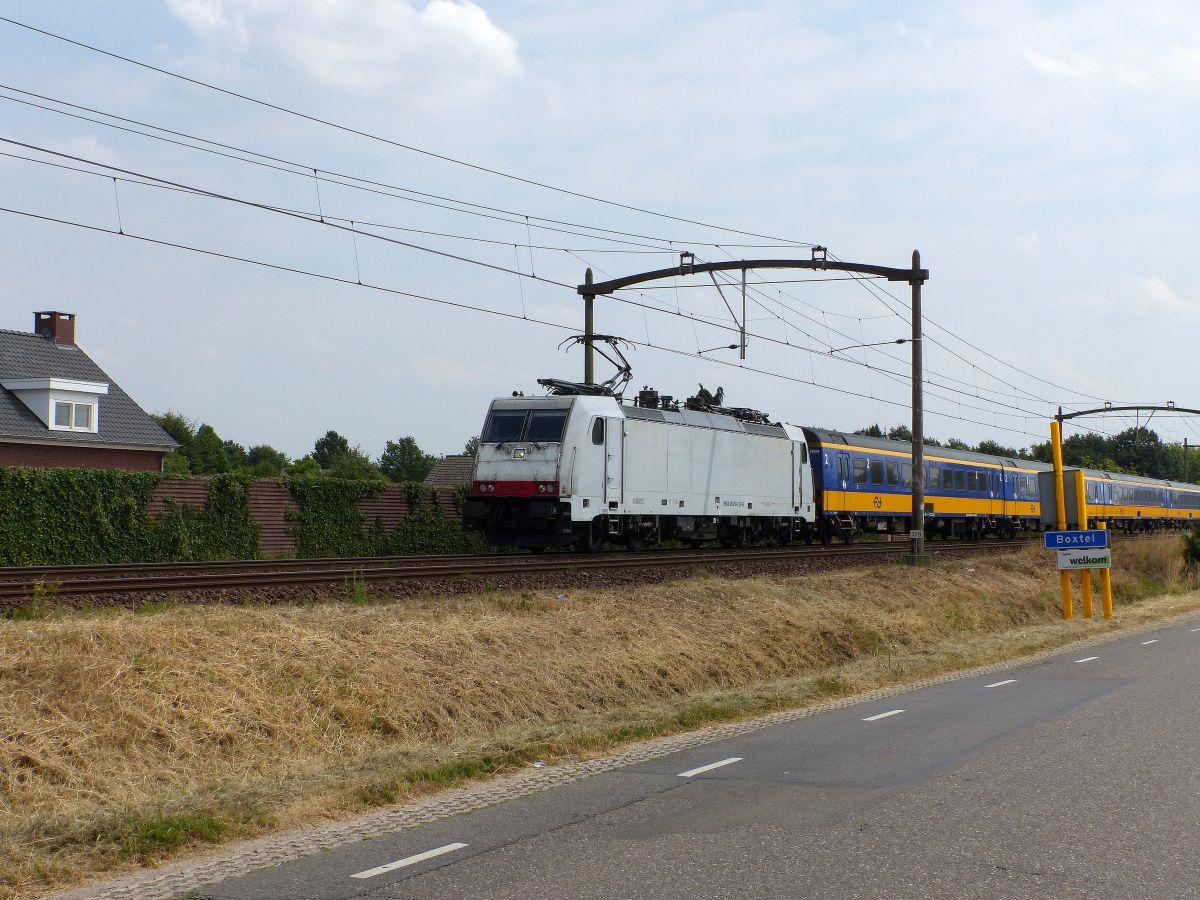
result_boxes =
[1125,275,1197,316]
[166,0,522,96]
[47,135,120,167]
[1022,48,1091,80]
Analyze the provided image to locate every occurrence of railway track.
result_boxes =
[0,539,1040,601]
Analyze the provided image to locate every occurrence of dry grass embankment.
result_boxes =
[1,537,1196,897]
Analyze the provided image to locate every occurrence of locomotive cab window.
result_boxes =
[591,417,605,445]
[526,410,568,442]
[800,443,808,464]
[483,410,527,443]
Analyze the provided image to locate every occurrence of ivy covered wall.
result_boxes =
[0,468,482,565]
[0,469,258,565]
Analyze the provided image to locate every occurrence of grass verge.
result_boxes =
[1,536,1197,898]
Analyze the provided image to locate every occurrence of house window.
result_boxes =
[52,400,96,431]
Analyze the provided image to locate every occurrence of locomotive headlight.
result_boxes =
[537,483,546,493]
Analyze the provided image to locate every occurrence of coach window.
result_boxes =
[955,470,966,491]
[853,457,868,483]
[928,466,940,489]
[902,464,912,487]
[591,418,605,445]
[966,471,977,491]
[870,459,884,485]
[886,461,899,486]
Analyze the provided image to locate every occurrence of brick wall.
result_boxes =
[0,442,165,471]
[145,478,460,557]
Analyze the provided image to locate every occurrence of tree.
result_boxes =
[191,424,230,474]
[886,425,913,443]
[463,436,480,457]
[695,384,725,406]
[152,411,196,461]
[379,436,437,482]
[312,431,351,469]
[976,439,1019,457]
[289,456,321,477]
[246,444,290,477]
[329,446,384,480]
[223,440,249,469]
[162,452,191,476]
[1111,427,1171,478]
[855,424,884,437]
[944,438,971,450]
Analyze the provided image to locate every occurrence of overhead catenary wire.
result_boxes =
[0,85,790,253]
[0,16,816,247]
[5,82,1103,425]
[0,136,579,290]
[7,137,1113,437]
[827,251,1112,405]
[0,200,1055,441]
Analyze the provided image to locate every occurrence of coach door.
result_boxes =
[988,469,1002,519]
[604,417,624,508]
[832,451,851,513]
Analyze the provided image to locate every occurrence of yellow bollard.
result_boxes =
[1075,470,1093,618]
[1099,521,1114,618]
[1051,420,1072,619]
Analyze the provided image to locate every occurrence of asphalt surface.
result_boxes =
[198,619,1200,899]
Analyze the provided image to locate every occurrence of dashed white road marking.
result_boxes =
[863,709,905,722]
[677,757,743,778]
[1141,639,1160,645]
[1075,656,1099,663]
[350,843,468,879]
[985,679,1016,688]
[1190,628,1200,632]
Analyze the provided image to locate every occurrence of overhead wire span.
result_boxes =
[0,136,578,290]
[0,17,815,246]
[0,201,1052,441]
[827,251,1111,405]
[0,85,786,253]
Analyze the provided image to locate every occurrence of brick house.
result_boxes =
[0,311,176,471]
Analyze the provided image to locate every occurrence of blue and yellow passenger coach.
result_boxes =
[803,429,1052,543]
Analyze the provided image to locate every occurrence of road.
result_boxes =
[198,619,1200,899]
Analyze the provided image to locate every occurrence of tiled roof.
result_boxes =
[0,329,177,449]
[423,454,476,488]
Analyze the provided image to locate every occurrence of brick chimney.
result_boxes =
[33,311,75,345]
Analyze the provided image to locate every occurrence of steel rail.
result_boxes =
[0,540,1038,600]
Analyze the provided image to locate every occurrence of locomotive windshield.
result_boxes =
[482,408,569,443]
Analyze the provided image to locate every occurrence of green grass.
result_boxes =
[92,812,228,861]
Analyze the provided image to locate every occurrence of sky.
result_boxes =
[1,1,1198,459]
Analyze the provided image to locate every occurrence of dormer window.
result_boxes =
[53,400,95,431]
[1,377,106,435]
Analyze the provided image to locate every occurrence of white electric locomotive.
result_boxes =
[462,387,817,551]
